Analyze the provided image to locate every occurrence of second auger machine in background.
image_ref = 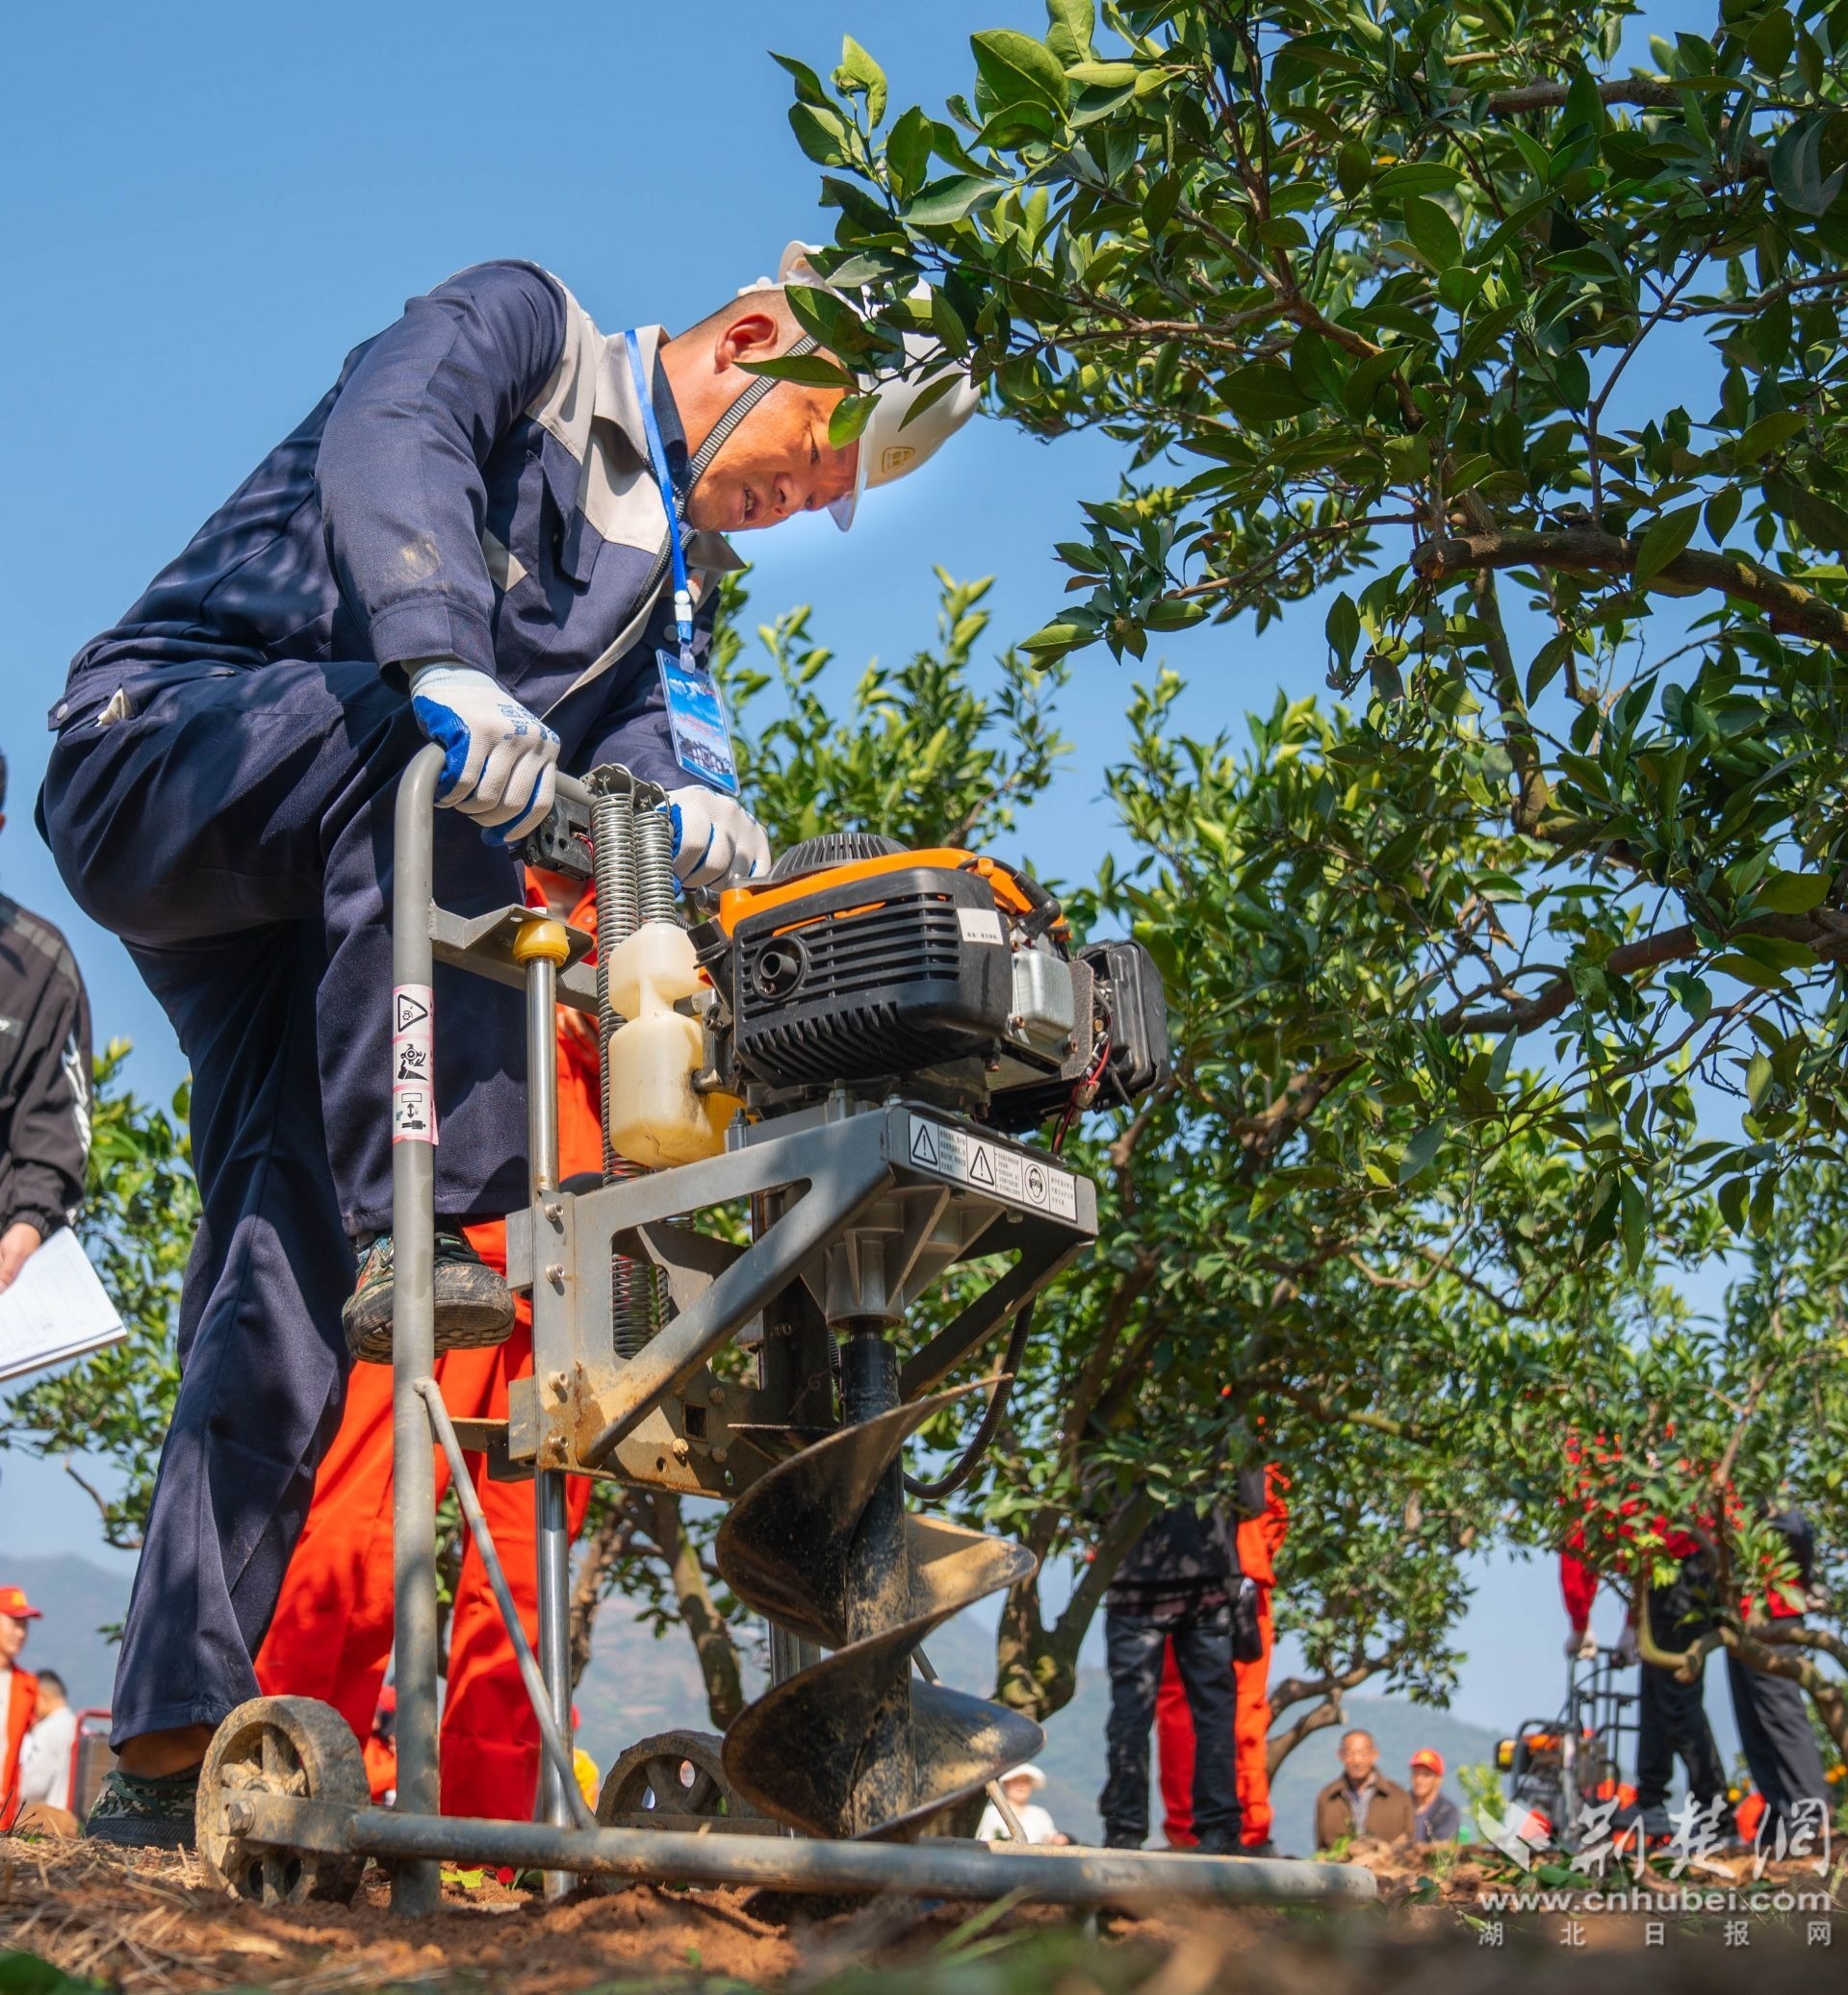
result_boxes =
[189,748,1378,1915]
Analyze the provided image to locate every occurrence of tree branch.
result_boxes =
[1413,525,1848,654]
[1438,910,1848,1037]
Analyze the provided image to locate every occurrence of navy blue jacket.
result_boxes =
[59,262,741,786]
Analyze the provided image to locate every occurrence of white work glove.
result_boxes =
[663,786,771,889]
[1613,1623,1640,1668]
[1565,1626,1599,1662]
[410,664,559,843]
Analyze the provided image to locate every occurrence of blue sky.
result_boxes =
[2,0,1743,1761]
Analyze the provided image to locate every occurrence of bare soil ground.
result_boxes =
[3,1832,1844,1994]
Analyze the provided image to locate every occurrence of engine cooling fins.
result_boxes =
[715,1384,1044,1840]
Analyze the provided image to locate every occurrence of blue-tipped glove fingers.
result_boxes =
[664,786,772,890]
[410,664,560,843]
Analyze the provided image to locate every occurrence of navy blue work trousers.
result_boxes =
[39,659,528,1746]
[1100,1595,1241,1850]
[1727,1638,1830,1841]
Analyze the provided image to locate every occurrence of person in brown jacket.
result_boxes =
[1313,1728,1415,1848]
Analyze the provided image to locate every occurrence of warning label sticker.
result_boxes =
[904,1114,1078,1221]
[392,983,437,1146]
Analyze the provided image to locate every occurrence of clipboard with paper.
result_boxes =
[0,1225,126,1383]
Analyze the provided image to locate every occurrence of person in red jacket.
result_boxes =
[255,876,602,1821]
[0,1585,43,1832]
[1156,1467,1289,1853]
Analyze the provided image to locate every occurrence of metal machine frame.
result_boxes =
[193,747,1376,1914]
[1502,1648,1641,1846]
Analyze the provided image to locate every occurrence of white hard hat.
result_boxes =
[770,242,981,532]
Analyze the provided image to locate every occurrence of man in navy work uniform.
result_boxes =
[39,246,975,1846]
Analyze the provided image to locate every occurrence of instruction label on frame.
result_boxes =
[392,983,437,1144]
[903,1113,1077,1221]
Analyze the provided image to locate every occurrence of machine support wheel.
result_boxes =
[196,1696,371,1905]
[597,1729,766,1832]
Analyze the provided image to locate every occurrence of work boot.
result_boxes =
[86,1764,202,1851]
[342,1229,515,1365]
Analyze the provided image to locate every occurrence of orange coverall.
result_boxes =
[256,888,602,1822]
[1155,1468,1289,1848]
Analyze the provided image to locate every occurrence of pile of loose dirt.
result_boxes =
[0,1836,805,1990]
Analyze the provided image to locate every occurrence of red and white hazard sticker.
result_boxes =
[391,984,437,1145]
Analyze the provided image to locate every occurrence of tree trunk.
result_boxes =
[568,1493,641,1691]
[648,1494,746,1729]
[1266,1694,1344,1778]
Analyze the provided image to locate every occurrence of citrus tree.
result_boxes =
[772,0,1848,1265]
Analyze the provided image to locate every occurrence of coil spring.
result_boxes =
[634,806,678,926]
[592,789,659,1360]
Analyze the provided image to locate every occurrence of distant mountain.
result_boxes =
[5,1552,130,1711]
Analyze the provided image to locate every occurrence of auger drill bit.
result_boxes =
[715,1331,1043,1840]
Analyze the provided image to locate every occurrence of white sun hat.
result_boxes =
[764,242,981,531]
[1001,1763,1047,1788]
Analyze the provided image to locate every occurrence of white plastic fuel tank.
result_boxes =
[603,923,736,1167]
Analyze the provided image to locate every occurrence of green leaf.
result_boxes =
[1399,1122,1446,1184]
[1402,195,1462,270]
[1747,7,1795,75]
[835,37,887,125]
[1708,951,1794,989]
[929,287,970,356]
[1325,592,1361,667]
[886,105,934,194]
[897,369,966,430]
[1021,617,1098,659]
[1718,1173,1750,1233]
[1632,503,1701,589]
[829,392,877,450]
[1755,869,1832,913]
[1065,59,1139,87]
[1374,162,1463,197]
[788,102,850,167]
[771,50,829,107]
[1705,486,1741,544]
[1746,1048,1775,1110]
[1767,473,1848,554]
[971,28,1069,113]
[1143,169,1184,237]
[1044,0,1095,65]
[0,1959,108,1995]
[733,353,860,388]
[1620,1176,1646,1274]
[1527,633,1573,702]
[1218,362,1316,425]
[1145,597,1209,631]
[905,173,1005,227]
[1772,115,1845,217]
[1733,409,1808,464]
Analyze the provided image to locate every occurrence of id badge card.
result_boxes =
[657,649,740,797]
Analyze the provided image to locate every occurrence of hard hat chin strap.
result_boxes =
[682,335,821,508]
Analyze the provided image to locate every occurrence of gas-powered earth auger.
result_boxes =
[191,748,1377,1915]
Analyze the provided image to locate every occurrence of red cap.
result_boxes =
[1410,1748,1444,1775]
[0,1587,43,1621]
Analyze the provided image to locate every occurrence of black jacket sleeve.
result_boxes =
[0,904,92,1236]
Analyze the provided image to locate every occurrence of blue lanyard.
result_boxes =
[623,328,695,660]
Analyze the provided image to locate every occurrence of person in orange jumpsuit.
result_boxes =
[255,878,602,1821]
[1155,1467,1289,1853]
[1,1585,44,1832]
